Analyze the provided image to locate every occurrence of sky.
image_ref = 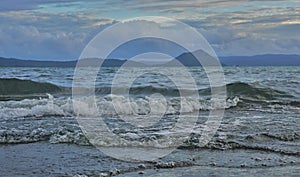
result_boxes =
[0,0,299,60]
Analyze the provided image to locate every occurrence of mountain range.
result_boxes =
[0,52,299,67]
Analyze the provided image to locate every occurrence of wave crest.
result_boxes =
[0,78,62,100]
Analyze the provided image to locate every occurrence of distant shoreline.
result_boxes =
[1,53,300,67]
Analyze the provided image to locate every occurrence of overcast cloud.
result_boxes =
[0,0,299,60]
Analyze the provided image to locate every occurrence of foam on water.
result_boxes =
[0,95,73,119]
[0,94,241,119]
[1,92,298,120]
[0,67,299,157]
[0,113,299,156]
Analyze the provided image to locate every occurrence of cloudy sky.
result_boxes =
[0,0,299,60]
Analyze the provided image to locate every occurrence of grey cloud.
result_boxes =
[0,0,299,59]
[178,4,300,56]
[0,24,84,59]
[0,11,116,60]
[215,37,300,56]
[0,0,102,11]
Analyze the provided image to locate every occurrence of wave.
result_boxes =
[0,94,240,119]
[202,140,300,156]
[0,119,90,145]
[0,78,63,100]
[96,86,183,96]
[0,78,292,100]
[1,121,299,157]
[182,133,300,156]
[0,79,297,119]
[224,82,300,110]
[244,132,300,142]
[97,82,290,99]
[225,82,291,100]
[0,79,297,115]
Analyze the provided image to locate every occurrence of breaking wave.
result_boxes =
[0,78,293,101]
[0,78,63,100]
[0,119,299,157]
[0,94,240,119]
[0,79,298,119]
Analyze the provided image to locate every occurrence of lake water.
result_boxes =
[0,66,299,176]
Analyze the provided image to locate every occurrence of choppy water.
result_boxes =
[0,66,299,159]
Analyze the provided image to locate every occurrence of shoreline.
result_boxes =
[1,142,299,176]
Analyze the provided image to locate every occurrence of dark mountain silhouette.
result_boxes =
[172,50,221,66]
[75,58,145,67]
[0,57,145,67]
[219,54,300,66]
[0,57,76,67]
[0,53,299,67]
[171,51,300,66]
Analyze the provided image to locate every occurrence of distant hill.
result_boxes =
[0,57,76,67]
[219,54,300,66]
[0,53,299,67]
[0,57,145,67]
[171,51,300,66]
[173,50,221,66]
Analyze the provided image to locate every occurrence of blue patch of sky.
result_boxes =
[35,1,159,20]
[35,1,93,14]
[200,1,299,14]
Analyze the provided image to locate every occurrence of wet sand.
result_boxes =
[1,142,299,176]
